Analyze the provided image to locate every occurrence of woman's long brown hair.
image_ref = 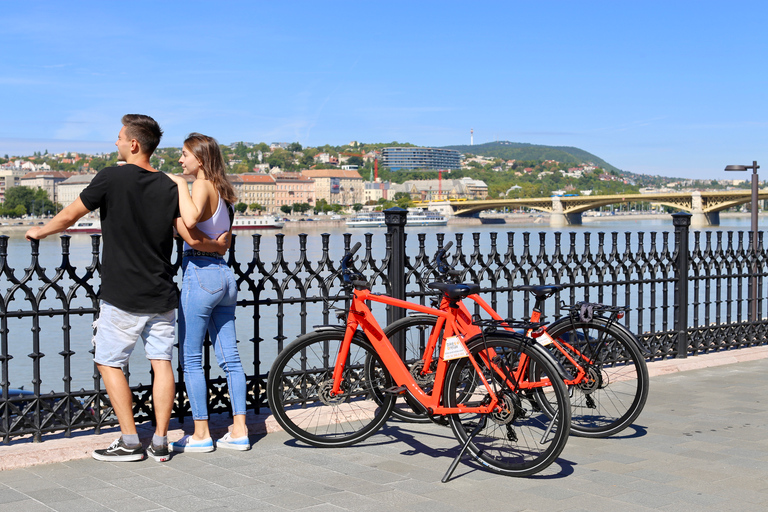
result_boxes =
[183,132,237,206]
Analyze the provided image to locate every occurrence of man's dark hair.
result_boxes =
[121,114,163,155]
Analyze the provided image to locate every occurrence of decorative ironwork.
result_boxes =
[1,215,766,443]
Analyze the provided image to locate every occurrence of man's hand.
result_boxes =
[25,227,45,241]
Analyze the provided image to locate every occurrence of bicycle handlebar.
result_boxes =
[435,241,453,276]
[341,242,362,271]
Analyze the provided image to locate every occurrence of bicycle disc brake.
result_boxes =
[318,379,350,405]
[409,360,436,387]
[490,392,525,425]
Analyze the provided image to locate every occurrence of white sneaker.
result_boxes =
[217,428,250,451]
[169,435,214,453]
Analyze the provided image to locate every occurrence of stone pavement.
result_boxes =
[0,347,767,511]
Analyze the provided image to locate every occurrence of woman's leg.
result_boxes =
[208,272,247,439]
[180,260,220,439]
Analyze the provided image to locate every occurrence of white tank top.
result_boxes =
[183,194,232,251]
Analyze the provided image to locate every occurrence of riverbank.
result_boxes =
[0,211,760,236]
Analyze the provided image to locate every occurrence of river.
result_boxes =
[0,213,759,393]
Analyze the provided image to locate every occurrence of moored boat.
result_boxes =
[231,215,285,230]
[346,209,447,228]
[65,218,101,234]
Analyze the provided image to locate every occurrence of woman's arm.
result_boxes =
[175,217,231,255]
[169,175,207,229]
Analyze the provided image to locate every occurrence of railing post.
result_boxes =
[385,207,408,357]
[673,212,691,358]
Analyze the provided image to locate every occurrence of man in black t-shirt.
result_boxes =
[26,114,227,462]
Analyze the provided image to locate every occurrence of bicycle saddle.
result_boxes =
[515,284,563,300]
[428,282,481,300]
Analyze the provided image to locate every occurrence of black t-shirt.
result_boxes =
[80,164,180,313]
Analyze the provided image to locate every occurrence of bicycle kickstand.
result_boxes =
[441,415,488,483]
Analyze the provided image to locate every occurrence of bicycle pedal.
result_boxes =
[383,385,407,395]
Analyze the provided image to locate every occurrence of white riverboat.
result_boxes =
[65,215,284,234]
[231,215,285,230]
[346,209,447,228]
[65,218,101,234]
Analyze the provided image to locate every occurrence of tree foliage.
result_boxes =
[4,186,59,216]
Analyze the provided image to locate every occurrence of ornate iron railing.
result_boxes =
[1,211,766,443]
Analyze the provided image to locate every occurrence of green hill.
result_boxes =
[441,141,620,173]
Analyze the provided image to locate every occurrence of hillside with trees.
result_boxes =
[442,141,620,173]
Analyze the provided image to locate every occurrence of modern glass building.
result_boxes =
[381,147,461,171]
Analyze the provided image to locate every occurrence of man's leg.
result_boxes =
[150,359,175,437]
[97,364,137,435]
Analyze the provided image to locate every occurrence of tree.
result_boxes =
[280,205,292,214]
[288,142,302,152]
[234,202,248,214]
[4,186,58,216]
[249,203,263,212]
[292,203,311,214]
[352,203,363,212]
[346,156,364,167]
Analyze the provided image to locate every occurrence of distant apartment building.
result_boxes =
[20,171,74,204]
[57,173,96,208]
[382,147,461,171]
[238,174,276,212]
[274,172,315,211]
[314,153,339,167]
[401,177,488,201]
[363,181,392,204]
[0,168,25,203]
[301,169,363,206]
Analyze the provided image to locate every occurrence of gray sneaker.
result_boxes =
[92,438,145,462]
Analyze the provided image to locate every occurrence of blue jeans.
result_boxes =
[179,256,246,420]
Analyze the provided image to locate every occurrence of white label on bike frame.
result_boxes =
[443,336,469,360]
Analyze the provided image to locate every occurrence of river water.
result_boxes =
[0,213,758,393]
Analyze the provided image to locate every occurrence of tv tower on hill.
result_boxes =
[471,128,474,146]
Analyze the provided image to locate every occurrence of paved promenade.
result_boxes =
[1,347,767,511]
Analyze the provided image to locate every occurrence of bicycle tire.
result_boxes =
[266,329,396,447]
[444,333,571,477]
[533,316,649,438]
[379,315,441,423]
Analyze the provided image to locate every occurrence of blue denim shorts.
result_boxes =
[92,301,176,368]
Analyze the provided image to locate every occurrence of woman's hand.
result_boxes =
[169,174,188,187]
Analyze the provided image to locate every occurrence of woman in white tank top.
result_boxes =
[168,133,250,453]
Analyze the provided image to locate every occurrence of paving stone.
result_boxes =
[1,356,768,511]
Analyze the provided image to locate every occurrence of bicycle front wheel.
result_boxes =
[266,329,395,447]
[536,317,649,438]
[444,334,571,477]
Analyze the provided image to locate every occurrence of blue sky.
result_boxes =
[1,1,766,179]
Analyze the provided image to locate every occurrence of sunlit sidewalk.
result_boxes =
[0,346,766,511]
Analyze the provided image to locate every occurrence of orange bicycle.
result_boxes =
[267,243,572,479]
[385,242,649,438]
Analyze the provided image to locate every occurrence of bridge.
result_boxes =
[422,190,768,227]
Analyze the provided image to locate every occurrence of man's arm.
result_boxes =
[25,198,91,240]
[174,218,231,255]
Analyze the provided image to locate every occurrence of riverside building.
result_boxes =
[381,147,461,171]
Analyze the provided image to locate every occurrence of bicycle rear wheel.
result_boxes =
[266,329,395,447]
[534,317,649,438]
[444,334,571,477]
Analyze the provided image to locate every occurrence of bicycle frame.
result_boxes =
[329,287,506,416]
[410,292,591,388]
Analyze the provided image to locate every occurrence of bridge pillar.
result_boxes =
[549,196,582,227]
[690,191,719,227]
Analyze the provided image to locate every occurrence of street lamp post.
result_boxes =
[725,161,760,320]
